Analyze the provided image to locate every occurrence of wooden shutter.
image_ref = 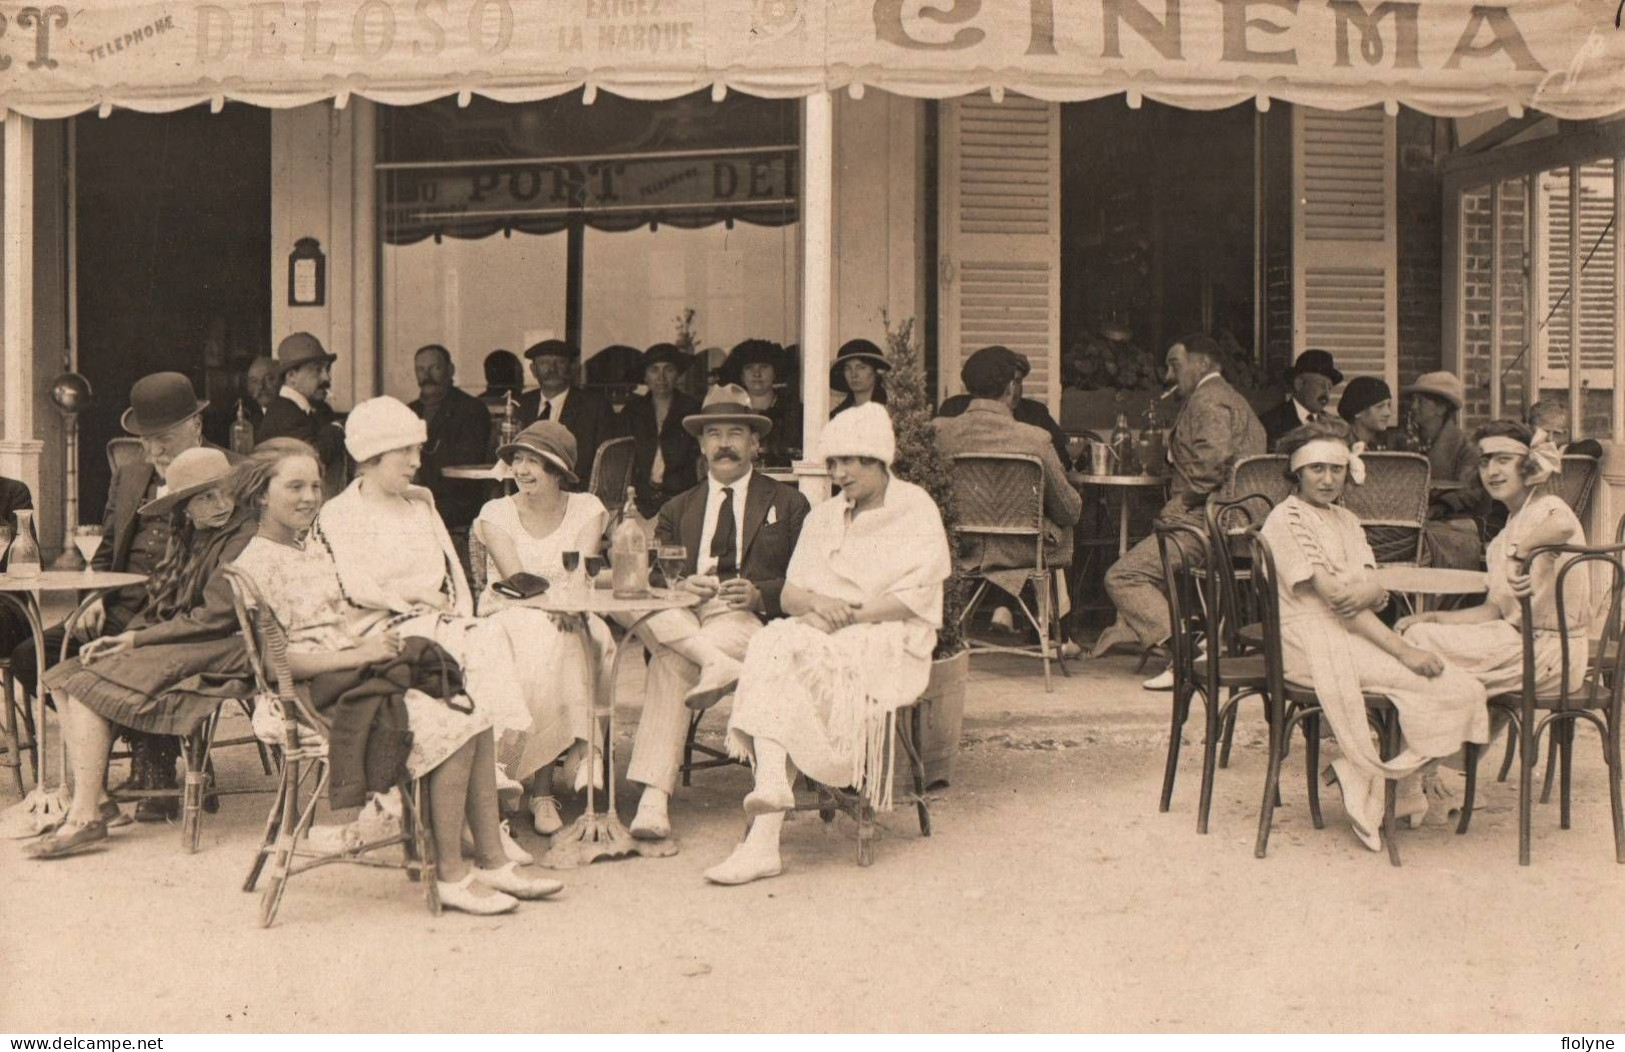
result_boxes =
[1537,162,1617,387]
[938,94,1061,413]
[1292,107,1398,395]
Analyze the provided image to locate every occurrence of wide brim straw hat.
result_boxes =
[138,447,234,517]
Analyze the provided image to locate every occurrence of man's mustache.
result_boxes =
[712,449,743,462]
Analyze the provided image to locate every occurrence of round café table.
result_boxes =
[1068,472,1170,557]
[509,583,699,868]
[443,464,500,480]
[0,570,147,836]
[1373,564,1488,615]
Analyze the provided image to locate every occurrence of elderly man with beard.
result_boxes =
[619,385,810,841]
[409,344,493,548]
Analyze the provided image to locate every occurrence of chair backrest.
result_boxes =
[1223,454,1292,507]
[107,437,144,474]
[1205,493,1273,654]
[1341,451,1430,564]
[221,564,326,746]
[1154,520,1212,689]
[1516,541,1625,712]
[1244,529,1290,705]
[1550,455,1600,526]
[588,435,636,508]
[948,453,1046,571]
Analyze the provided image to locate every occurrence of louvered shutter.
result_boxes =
[1292,107,1398,397]
[938,94,1062,413]
[1537,162,1617,387]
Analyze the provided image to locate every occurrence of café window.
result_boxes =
[378,92,800,400]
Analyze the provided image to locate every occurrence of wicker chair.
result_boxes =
[1550,455,1600,526]
[106,437,144,474]
[1341,452,1431,565]
[223,565,439,927]
[950,453,1069,692]
[587,435,636,508]
[1221,455,1292,507]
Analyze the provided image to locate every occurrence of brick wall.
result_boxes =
[1459,177,1533,427]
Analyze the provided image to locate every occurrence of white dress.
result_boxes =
[1260,496,1490,782]
[1405,492,1590,696]
[231,535,491,777]
[474,493,616,782]
[726,478,950,809]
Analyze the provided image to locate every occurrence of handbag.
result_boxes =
[492,572,551,600]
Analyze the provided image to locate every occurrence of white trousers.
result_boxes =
[625,603,762,794]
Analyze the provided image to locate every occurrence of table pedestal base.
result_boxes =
[0,784,71,839]
[538,811,679,869]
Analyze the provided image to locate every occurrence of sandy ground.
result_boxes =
[2,651,1622,1033]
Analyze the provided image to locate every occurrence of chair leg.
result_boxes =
[1218,705,1238,770]
[258,755,304,928]
[1304,713,1323,830]
[1559,718,1574,831]
[1457,742,1480,835]
[1050,574,1071,679]
[1159,686,1190,813]
[1608,717,1624,864]
[856,800,876,867]
[1497,718,1518,782]
[1541,727,1560,804]
[243,753,287,892]
[1382,715,1402,868]
[1036,580,1054,694]
[1253,701,1288,859]
[2,672,22,795]
[1196,690,1220,835]
[681,710,703,788]
[903,705,931,837]
[1519,715,1537,867]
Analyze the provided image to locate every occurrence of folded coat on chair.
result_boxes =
[306,637,465,808]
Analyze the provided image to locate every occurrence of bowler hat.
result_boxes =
[274,332,337,378]
[1402,371,1465,411]
[1291,349,1344,386]
[523,339,581,361]
[121,372,208,437]
[138,447,234,517]
[682,384,772,437]
[498,420,579,484]
[829,338,890,393]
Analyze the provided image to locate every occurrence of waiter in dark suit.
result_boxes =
[9,372,240,819]
[1259,349,1342,450]
[256,332,347,492]
[407,343,492,540]
[622,384,811,841]
[515,339,622,491]
[623,342,702,517]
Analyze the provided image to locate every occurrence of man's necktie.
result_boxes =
[539,400,552,421]
[710,486,737,578]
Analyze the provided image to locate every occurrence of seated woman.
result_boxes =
[1259,419,1490,853]
[706,404,951,886]
[26,448,260,856]
[472,420,618,835]
[309,398,538,855]
[1400,422,1588,698]
[829,339,890,418]
[228,439,561,914]
[624,342,701,519]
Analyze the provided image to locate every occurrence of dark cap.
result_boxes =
[1335,376,1392,423]
[523,339,580,361]
[961,345,1021,396]
[1291,349,1344,386]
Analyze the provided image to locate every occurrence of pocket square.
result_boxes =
[767,506,779,526]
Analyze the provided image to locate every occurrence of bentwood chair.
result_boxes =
[1153,520,1267,833]
[950,453,1069,692]
[1550,455,1601,525]
[588,436,637,508]
[1204,494,1275,767]
[1341,452,1431,566]
[1456,543,1625,865]
[1247,529,1407,867]
[223,565,439,927]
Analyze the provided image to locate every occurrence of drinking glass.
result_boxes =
[658,546,687,591]
[584,554,605,585]
[561,549,581,600]
[1065,434,1090,470]
[74,526,103,573]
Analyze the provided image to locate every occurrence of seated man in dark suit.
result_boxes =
[515,339,622,491]
[938,349,1070,467]
[408,344,492,547]
[1259,349,1341,450]
[622,384,811,841]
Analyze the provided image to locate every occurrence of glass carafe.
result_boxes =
[7,510,41,578]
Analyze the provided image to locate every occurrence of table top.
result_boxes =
[513,586,700,616]
[1069,472,1169,488]
[0,570,146,593]
[443,464,500,480]
[1373,566,1488,595]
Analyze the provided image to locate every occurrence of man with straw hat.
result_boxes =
[621,384,810,842]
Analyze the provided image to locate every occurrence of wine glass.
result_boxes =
[74,525,102,574]
[1065,433,1090,470]
[658,546,687,591]
[561,549,581,599]
[584,553,605,585]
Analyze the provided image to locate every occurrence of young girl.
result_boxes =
[230,439,562,915]
[1260,419,1489,852]
[1400,422,1588,697]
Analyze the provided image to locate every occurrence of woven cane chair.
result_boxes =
[1247,529,1407,867]
[1153,521,1268,833]
[106,437,144,474]
[950,453,1069,692]
[1550,455,1601,526]
[1456,542,1625,865]
[587,435,636,508]
[1341,452,1430,565]
[1221,455,1292,508]
[222,565,439,927]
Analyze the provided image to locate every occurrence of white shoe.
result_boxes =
[437,872,518,915]
[684,657,742,711]
[569,748,607,794]
[530,796,564,836]
[629,792,671,841]
[475,861,563,900]
[301,822,360,854]
[499,820,534,865]
[703,843,783,886]
[356,793,403,844]
[990,607,1015,631]
[1142,666,1175,691]
[1324,758,1382,853]
[495,764,524,809]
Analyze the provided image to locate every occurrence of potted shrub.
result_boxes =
[882,314,968,788]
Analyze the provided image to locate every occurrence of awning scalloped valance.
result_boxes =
[3,0,1625,120]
